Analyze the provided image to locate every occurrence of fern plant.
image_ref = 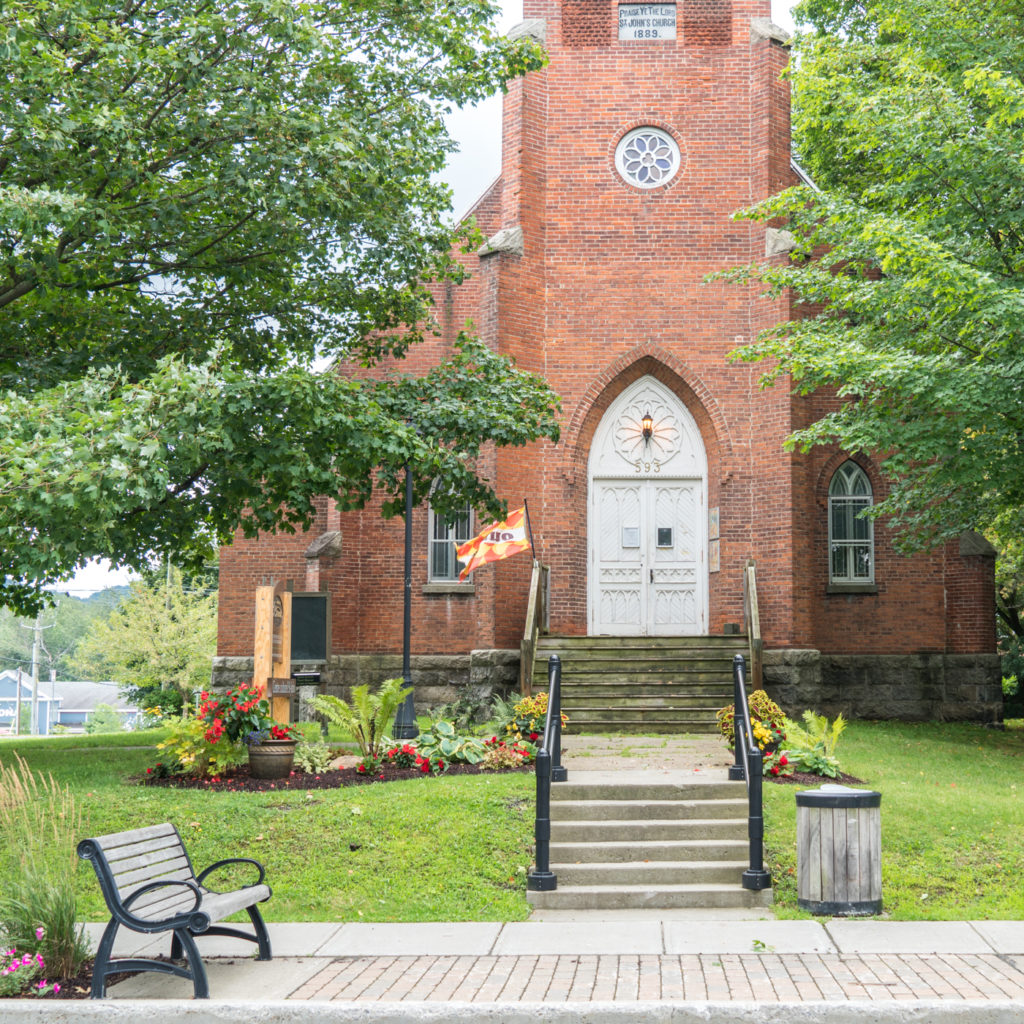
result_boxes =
[309,678,411,760]
[782,710,847,777]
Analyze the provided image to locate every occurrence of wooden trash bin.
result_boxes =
[796,785,882,916]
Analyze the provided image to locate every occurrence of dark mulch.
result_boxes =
[140,761,533,792]
[770,770,865,787]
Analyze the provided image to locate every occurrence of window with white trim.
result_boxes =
[428,503,472,581]
[828,461,874,584]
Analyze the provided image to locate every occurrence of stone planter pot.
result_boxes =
[247,739,296,780]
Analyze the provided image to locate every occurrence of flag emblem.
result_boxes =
[456,506,532,581]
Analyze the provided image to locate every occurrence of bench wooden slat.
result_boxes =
[94,823,179,852]
[124,886,199,922]
[117,864,195,905]
[113,853,192,891]
[105,832,183,865]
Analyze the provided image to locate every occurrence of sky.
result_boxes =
[67,0,798,597]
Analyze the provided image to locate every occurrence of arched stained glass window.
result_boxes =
[828,462,874,584]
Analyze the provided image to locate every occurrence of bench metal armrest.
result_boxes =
[118,879,202,930]
[196,857,266,891]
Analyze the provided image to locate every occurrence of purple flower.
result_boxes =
[35,927,43,940]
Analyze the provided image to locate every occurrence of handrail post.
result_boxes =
[527,746,556,891]
[730,653,771,892]
[549,654,566,783]
[729,653,746,782]
[742,745,771,891]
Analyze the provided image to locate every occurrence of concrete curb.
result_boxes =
[4,1000,1024,1024]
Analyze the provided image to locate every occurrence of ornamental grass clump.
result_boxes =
[0,754,88,982]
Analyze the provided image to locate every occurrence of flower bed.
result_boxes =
[140,761,531,793]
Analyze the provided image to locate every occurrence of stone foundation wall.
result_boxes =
[762,649,1002,724]
[210,649,520,711]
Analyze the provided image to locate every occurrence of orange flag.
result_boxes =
[457,506,532,581]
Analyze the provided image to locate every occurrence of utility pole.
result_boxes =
[30,615,41,736]
[14,666,23,735]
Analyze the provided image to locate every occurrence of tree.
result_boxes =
[0,0,558,616]
[0,589,127,680]
[72,569,217,716]
[725,0,1024,550]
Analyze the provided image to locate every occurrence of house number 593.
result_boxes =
[635,460,661,473]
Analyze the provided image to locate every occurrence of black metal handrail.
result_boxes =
[728,653,772,891]
[527,654,567,892]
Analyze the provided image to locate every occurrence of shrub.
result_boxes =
[496,692,569,744]
[716,690,786,751]
[294,741,333,774]
[309,678,411,761]
[84,703,123,734]
[0,754,89,981]
[155,717,246,779]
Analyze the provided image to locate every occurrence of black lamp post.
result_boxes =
[393,458,418,739]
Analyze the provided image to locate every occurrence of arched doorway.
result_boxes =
[587,375,708,635]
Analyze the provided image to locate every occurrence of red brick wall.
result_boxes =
[217,0,995,664]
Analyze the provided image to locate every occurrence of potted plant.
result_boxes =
[199,681,299,779]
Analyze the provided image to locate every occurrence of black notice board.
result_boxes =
[291,593,328,662]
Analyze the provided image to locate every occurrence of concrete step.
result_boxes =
[562,680,733,692]
[551,658,739,672]
[561,719,721,734]
[550,819,747,842]
[536,635,748,650]
[549,839,748,863]
[552,780,739,801]
[551,798,748,821]
[526,883,773,911]
[553,861,749,886]
[561,704,726,716]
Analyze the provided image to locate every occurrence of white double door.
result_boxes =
[591,478,705,636]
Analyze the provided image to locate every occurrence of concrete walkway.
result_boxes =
[6,918,1024,1021]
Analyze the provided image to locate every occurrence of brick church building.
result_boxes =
[215,0,1000,722]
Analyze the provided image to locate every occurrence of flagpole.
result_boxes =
[523,498,537,561]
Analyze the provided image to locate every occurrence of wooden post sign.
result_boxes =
[253,581,293,724]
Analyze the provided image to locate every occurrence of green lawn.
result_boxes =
[5,719,1023,924]
[763,720,1024,919]
[0,731,535,923]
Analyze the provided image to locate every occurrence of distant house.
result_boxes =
[0,669,61,735]
[52,680,141,732]
[0,671,139,735]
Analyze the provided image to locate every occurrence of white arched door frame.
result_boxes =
[587,375,708,636]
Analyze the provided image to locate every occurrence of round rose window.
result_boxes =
[615,127,680,189]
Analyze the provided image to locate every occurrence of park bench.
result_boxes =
[77,822,272,998]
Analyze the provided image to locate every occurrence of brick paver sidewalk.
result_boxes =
[291,953,1024,1003]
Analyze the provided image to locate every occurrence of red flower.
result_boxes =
[779,755,788,766]
[770,766,780,776]
[529,732,539,741]
[146,768,152,775]
[356,764,367,774]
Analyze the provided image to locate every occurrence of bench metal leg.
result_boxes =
[247,903,272,960]
[91,918,120,998]
[174,927,210,999]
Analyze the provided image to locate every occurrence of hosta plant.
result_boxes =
[415,720,487,765]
